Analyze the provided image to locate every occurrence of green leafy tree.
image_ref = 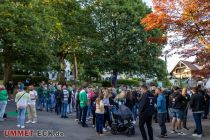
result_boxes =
[0,0,55,84]
[84,0,164,86]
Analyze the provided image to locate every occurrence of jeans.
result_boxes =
[139,114,153,140]
[61,101,68,117]
[37,96,45,110]
[158,113,167,135]
[96,113,104,134]
[17,108,26,126]
[132,104,138,121]
[193,113,203,135]
[0,101,7,118]
[80,106,88,126]
[87,105,92,117]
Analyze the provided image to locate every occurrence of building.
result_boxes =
[170,60,201,79]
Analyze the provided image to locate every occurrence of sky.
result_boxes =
[142,0,195,72]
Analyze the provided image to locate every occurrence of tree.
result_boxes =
[49,0,97,83]
[141,0,210,78]
[141,0,209,50]
[0,0,55,84]
[85,0,164,86]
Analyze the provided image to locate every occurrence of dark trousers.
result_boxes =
[158,113,167,135]
[193,113,203,135]
[79,106,88,126]
[103,108,112,128]
[92,109,96,125]
[55,101,61,115]
[139,114,153,140]
[183,109,188,127]
[96,113,104,134]
[166,107,170,122]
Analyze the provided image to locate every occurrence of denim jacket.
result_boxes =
[157,93,167,113]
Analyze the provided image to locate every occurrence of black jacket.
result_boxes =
[171,92,184,109]
[190,93,205,112]
[139,91,154,116]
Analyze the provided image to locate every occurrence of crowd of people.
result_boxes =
[0,80,210,139]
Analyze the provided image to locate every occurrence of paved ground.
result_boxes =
[1,102,210,140]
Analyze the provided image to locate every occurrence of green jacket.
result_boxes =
[79,90,88,108]
[0,89,8,101]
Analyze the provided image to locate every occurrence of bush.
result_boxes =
[12,75,49,84]
[118,79,139,87]
[101,81,112,87]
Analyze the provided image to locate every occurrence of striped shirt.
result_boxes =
[62,89,69,102]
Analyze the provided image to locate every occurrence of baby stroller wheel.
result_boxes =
[111,128,117,135]
[127,126,135,136]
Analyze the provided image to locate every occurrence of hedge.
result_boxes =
[101,79,140,87]
[12,75,49,84]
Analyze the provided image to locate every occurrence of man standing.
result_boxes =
[190,87,205,138]
[139,85,154,140]
[79,84,88,127]
[26,85,38,124]
[61,85,69,118]
[170,86,186,135]
[156,88,167,138]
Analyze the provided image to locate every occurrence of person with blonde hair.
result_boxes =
[95,92,105,136]
[0,85,8,121]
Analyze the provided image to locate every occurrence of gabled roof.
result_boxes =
[170,60,199,74]
[181,61,199,70]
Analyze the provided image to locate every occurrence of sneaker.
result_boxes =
[158,135,165,138]
[103,128,107,132]
[132,120,136,124]
[17,124,20,128]
[92,125,95,128]
[32,121,37,124]
[107,126,111,130]
[171,130,177,134]
[192,134,202,138]
[75,119,79,122]
[26,120,32,123]
[178,132,186,136]
[21,126,25,129]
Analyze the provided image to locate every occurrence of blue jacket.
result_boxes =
[157,93,167,113]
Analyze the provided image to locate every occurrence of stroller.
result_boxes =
[111,105,135,136]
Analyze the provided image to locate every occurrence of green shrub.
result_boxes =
[101,81,112,87]
[12,75,48,84]
[118,79,139,87]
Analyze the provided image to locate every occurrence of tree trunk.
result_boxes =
[3,62,12,85]
[112,69,118,87]
[57,58,66,84]
[73,53,78,81]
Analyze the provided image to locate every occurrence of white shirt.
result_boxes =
[28,90,37,106]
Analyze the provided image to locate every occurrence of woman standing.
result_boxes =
[103,89,112,132]
[95,92,105,136]
[0,85,8,121]
[15,87,30,128]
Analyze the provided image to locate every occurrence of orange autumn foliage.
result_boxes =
[141,0,210,50]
